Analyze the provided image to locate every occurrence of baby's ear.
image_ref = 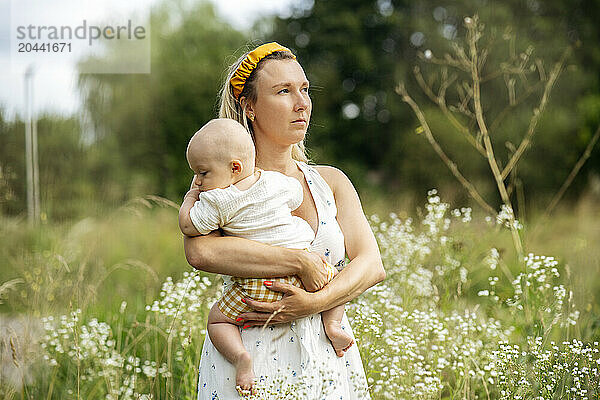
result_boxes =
[231,160,243,175]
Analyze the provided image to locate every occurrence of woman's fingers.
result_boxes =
[237,283,294,324]
[241,281,299,314]
[238,284,297,324]
[236,280,322,326]
[237,311,287,326]
[263,280,296,295]
[243,297,284,313]
[237,311,268,322]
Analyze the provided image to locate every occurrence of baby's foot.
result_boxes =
[324,322,354,357]
[234,351,255,396]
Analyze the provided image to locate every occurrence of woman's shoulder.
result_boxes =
[310,164,355,198]
[311,164,346,178]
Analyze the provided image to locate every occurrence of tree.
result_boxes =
[78,1,247,199]
[269,0,413,190]
[0,110,96,219]
[268,0,600,209]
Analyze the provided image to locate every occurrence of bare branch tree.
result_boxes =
[396,82,495,215]
[500,48,570,180]
[396,15,577,258]
[465,15,524,258]
[397,15,592,259]
[545,124,600,217]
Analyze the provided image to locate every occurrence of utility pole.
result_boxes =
[24,65,40,225]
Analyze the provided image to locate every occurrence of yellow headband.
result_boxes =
[230,42,296,100]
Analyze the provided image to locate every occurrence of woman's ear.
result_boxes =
[240,97,255,122]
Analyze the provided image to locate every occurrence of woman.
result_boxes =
[185,42,385,399]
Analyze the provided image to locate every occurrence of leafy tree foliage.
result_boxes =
[78,1,246,199]
[0,112,96,219]
[269,0,413,191]
[3,0,600,220]
[269,0,600,208]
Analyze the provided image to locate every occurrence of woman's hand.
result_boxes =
[297,250,331,292]
[236,281,322,327]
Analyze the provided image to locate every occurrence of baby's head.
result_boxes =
[186,119,255,191]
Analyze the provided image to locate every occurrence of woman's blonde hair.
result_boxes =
[218,48,309,163]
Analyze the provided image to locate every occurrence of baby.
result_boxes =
[178,119,354,393]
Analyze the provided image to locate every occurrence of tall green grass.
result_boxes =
[1,192,599,399]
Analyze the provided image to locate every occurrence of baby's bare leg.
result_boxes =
[321,304,354,357]
[207,303,254,391]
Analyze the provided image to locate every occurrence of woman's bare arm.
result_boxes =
[182,174,332,291]
[314,165,386,305]
[239,166,385,325]
[184,232,331,291]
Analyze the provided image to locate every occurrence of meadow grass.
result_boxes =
[1,192,599,399]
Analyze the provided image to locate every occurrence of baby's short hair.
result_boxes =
[187,118,255,167]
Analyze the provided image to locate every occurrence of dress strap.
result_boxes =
[294,161,346,268]
[295,161,337,217]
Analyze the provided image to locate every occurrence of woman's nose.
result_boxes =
[294,93,310,111]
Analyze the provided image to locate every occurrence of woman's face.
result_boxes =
[248,59,311,150]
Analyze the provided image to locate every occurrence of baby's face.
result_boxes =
[188,151,234,192]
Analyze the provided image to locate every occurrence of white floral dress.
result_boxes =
[196,162,370,399]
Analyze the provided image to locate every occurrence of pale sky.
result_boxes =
[0,0,296,118]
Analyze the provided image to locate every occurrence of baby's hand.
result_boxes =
[179,186,202,236]
[190,175,201,190]
[298,250,331,292]
[189,187,201,198]
[182,187,200,204]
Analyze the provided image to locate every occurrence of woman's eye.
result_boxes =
[302,87,310,93]
[278,88,289,94]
